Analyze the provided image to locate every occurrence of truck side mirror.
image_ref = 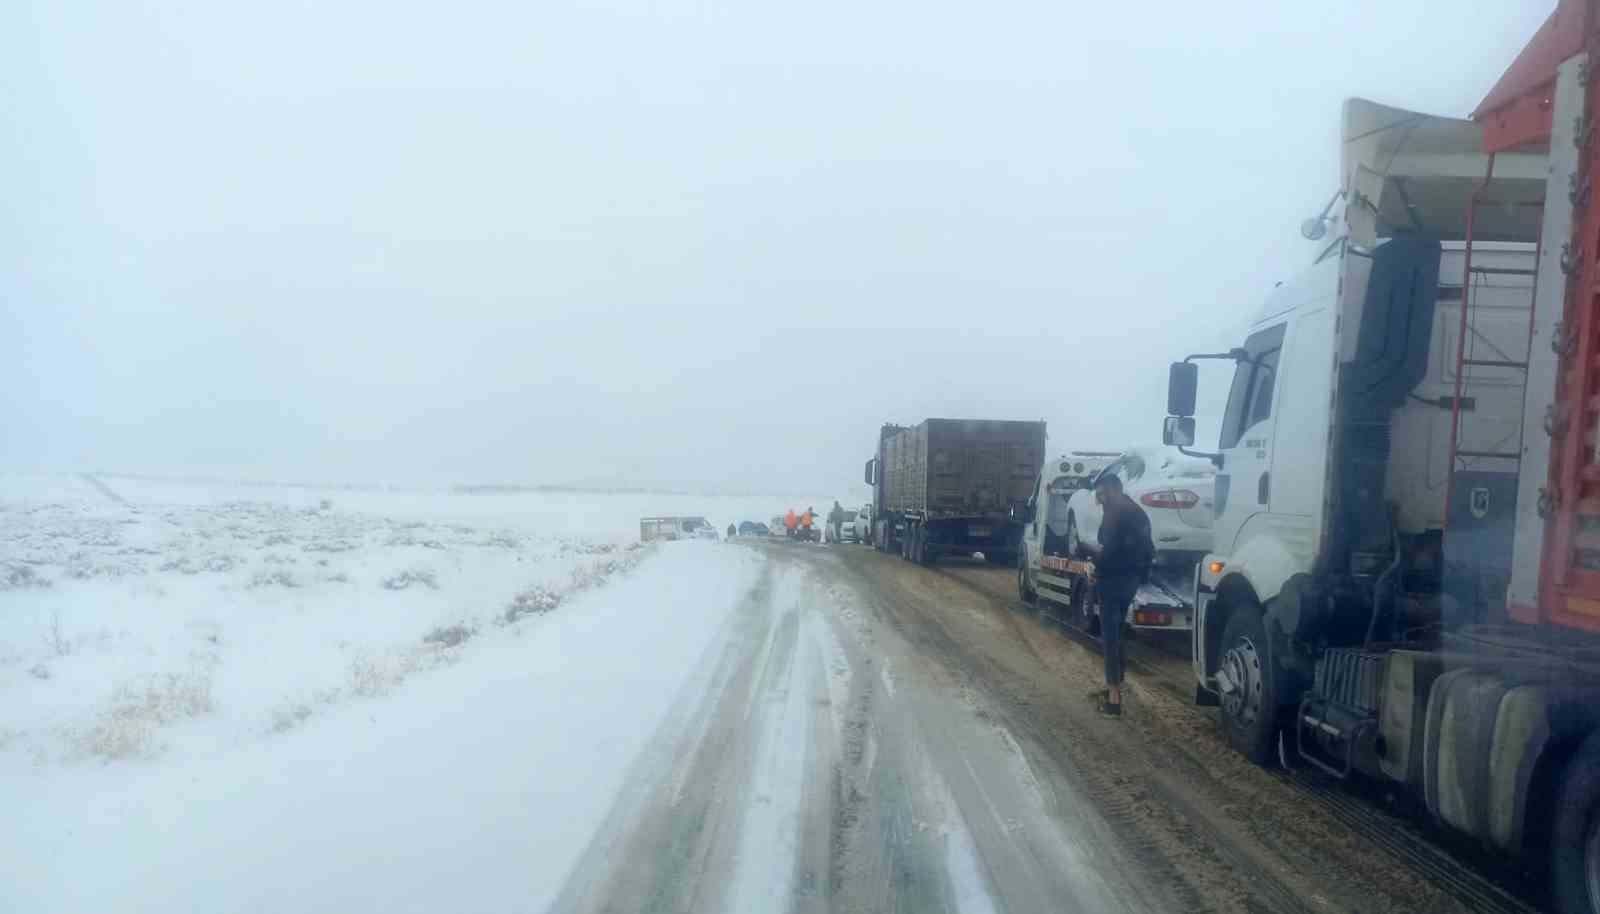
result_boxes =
[864,458,877,485]
[1168,362,1198,417]
[1163,416,1196,447]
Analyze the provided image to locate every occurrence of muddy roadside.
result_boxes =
[807,545,1532,914]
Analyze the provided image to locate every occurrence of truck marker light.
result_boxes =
[1208,561,1226,575]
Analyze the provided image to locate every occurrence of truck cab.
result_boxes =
[1163,95,1545,759]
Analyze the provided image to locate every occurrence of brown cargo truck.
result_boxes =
[863,418,1046,566]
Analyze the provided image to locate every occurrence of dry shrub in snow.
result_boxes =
[1,563,50,590]
[382,568,438,591]
[269,703,314,734]
[250,569,298,588]
[502,547,651,624]
[72,670,214,761]
[162,554,242,574]
[504,587,561,622]
[348,645,457,698]
[423,623,474,647]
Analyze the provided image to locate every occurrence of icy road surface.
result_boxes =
[549,549,1166,914]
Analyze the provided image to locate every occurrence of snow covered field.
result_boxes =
[0,473,818,912]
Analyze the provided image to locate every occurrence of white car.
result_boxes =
[827,509,860,544]
[854,504,872,545]
[1063,446,1215,563]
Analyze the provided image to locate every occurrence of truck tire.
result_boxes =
[913,525,927,565]
[1018,553,1038,605]
[1552,730,1600,914]
[1217,606,1279,766]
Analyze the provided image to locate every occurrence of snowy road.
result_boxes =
[5,476,1510,914]
[550,549,1168,914]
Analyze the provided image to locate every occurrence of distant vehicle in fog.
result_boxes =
[737,520,770,536]
[640,516,718,542]
[865,418,1046,566]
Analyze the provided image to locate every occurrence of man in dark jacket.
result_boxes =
[1090,473,1154,718]
[827,501,846,544]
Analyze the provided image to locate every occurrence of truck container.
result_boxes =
[864,418,1045,566]
[1160,6,1600,909]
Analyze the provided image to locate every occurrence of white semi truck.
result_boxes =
[1162,6,1600,908]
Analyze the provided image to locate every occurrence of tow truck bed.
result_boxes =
[1036,553,1195,630]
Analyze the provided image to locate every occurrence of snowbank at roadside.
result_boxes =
[0,472,786,911]
[1,537,764,912]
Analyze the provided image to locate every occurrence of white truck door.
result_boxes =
[1212,325,1286,558]
[1024,472,1043,572]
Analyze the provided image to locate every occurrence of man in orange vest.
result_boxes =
[784,509,798,537]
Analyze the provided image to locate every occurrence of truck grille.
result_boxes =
[1313,648,1385,715]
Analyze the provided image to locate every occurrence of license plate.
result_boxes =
[968,525,992,538]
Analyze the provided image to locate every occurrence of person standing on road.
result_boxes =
[827,501,845,544]
[785,509,798,538]
[1088,473,1154,719]
[727,522,737,539]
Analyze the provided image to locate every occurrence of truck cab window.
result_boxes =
[1243,347,1281,429]
[1219,324,1286,449]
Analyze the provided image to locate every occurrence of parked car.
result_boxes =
[1062,445,1215,565]
[827,513,858,544]
[737,520,770,536]
[770,515,786,536]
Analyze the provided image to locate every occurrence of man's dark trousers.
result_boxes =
[1098,575,1140,686]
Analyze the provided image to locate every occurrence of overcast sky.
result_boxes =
[4,0,1551,497]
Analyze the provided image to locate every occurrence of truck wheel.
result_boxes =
[913,526,927,565]
[1018,553,1038,605]
[1552,730,1600,914]
[1216,606,1279,766]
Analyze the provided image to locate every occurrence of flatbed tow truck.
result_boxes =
[1017,453,1197,634]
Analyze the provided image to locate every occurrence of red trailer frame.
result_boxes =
[1474,0,1600,632]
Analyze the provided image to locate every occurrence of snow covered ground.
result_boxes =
[0,473,819,912]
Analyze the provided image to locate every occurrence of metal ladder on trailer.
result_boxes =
[1443,156,1541,620]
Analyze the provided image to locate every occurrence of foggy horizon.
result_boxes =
[6,0,1549,496]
